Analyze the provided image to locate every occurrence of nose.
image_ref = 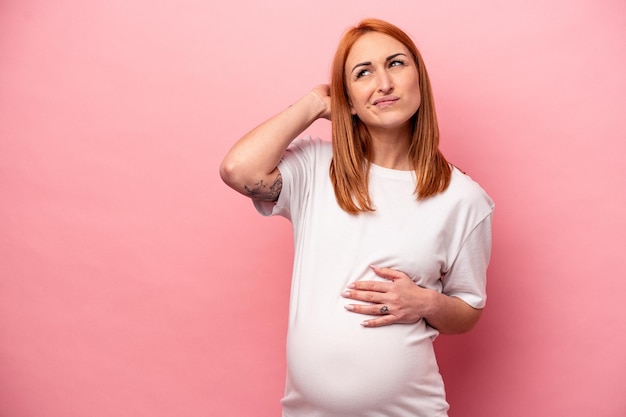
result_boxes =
[377,70,393,94]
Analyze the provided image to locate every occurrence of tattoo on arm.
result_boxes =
[244,172,283,202]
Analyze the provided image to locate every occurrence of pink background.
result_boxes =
[1,0,625,416]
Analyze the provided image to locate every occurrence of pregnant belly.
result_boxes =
[282,318,447,416]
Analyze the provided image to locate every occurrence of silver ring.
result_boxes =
[380,305,389,314]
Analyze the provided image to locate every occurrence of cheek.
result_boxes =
[405,79,421,109]
[416,89,422,109]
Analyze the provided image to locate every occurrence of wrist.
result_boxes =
[304,90,330,119]
[421,289,444,323]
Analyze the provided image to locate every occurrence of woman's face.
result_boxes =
[344,32,421,134]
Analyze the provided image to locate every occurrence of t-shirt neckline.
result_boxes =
[368,162,416,180]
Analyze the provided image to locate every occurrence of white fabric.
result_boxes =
[255,137,494,417]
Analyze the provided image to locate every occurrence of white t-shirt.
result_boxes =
[255,137,494,417]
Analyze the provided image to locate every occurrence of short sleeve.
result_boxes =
[441,212,493,309]
[253,136,322,221]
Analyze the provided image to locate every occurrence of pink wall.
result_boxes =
[1,1,625,416]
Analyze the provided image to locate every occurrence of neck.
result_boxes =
[368,126,412,170]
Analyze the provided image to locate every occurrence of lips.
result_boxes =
[372,95,399,107]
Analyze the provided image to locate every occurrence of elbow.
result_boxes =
[434,321,476,336]
[219,158,246,194]
[443,321,478,335]
[219,159,237,188]
[219,157,252,196]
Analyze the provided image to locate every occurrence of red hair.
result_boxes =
[329,18,451,214]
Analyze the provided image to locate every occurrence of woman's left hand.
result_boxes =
[341,266,436,327]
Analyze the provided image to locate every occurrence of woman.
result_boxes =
[220,18,494,417]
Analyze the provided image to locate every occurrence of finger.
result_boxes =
[341,289,381,303]
[369,265,404,281]
[360,315,397,328]
[344,303,390,316]
[347,280,390,293]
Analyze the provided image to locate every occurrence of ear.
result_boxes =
[349,102,357,115]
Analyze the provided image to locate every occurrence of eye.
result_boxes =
[355,68,371,79]
[389,59,406,68]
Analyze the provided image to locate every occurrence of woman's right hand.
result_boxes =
[310,84,331,120]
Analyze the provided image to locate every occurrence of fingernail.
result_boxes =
[360,321,369,327]
[344,305,354,311]
[347,283,355,289]
[369,265,379,270]
[341,291,351,297]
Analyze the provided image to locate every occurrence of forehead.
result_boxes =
[345,32,410,69]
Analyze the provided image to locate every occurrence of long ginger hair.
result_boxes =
[329,18,451,214]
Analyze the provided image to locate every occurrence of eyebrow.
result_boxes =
[351,53,408,74]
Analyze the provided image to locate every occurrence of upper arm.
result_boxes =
[442,215,493,309]
[451,296,483,329]
[432,295,483,335]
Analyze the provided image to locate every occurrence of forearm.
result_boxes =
[342,267,483,332]
[220,91,328,195]
[423,291,482,334]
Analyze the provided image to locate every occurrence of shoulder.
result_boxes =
[281,136,332,166]
[444,166,495,214]
[287,136,331,155]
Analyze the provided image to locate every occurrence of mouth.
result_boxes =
[372,96,399,108]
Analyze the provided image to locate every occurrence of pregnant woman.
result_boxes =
[220,18,494,417]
